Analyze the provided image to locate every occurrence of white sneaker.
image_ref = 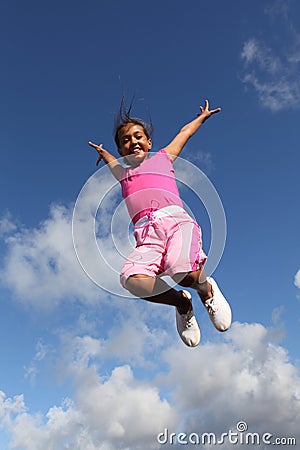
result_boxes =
[202,277,232,332]
[176,290,200,347]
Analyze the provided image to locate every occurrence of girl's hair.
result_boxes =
[114,96,153,149]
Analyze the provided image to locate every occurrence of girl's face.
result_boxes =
[118,123,152,167]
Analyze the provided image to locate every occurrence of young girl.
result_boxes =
[88,100,231,347]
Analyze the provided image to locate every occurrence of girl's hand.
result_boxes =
[88,141,104,166]
[197,100,221,122]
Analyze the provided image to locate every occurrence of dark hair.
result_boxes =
[114,96,153,149]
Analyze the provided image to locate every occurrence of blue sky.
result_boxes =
[0,0,300,448]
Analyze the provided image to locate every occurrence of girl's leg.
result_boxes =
[172,267,232,332]
[172,266,213,301]
[125,274,191,314]
[125,274,201,347]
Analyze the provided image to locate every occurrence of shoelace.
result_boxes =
[204,297,218,315]
[183,309,194,328]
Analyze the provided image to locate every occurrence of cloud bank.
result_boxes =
[0,321,299,449]
[0,205,101,308]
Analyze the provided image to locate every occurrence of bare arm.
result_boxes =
[88,142,123,181]
[164,100,221,161]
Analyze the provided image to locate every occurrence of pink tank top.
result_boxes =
[120,149,183,224]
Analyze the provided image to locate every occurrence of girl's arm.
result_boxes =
[164,100,221,161]
[88,142,123,181]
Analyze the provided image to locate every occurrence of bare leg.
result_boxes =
[173,267,232,332]
[125,274,191,314]
[126,274,201,346]
[172,266,213,301]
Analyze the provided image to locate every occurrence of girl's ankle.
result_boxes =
[177,291,191,314]
[197,281,213,302]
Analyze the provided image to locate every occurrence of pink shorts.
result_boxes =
[120,206,207,288]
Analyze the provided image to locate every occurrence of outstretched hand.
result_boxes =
[88,141,104,166]
[197,100,221,122]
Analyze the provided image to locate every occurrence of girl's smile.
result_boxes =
[118,123,152,166]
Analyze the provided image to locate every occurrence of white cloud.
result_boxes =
[0,392,87,450]
[240,5,300,112]
[241,71,300,112]
[0,203,103,308]
[241,38,282,74]
[54,306,173,376]
[0,188,135,307]
[294,269,300,289]
[1,321,300,450]
[161,322,300,445]
[24,339,49,383]
[271,305,285,325]
[74,365,177,449]
[0,364,177,450]
[0,213,17,237]
[105,320,163,366]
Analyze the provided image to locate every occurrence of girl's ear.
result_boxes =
[148,139,153,149]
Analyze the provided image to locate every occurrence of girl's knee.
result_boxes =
[124,274,155,297]
[172,268,212,297]
[172,270,200,288]
[124,274,140,293]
